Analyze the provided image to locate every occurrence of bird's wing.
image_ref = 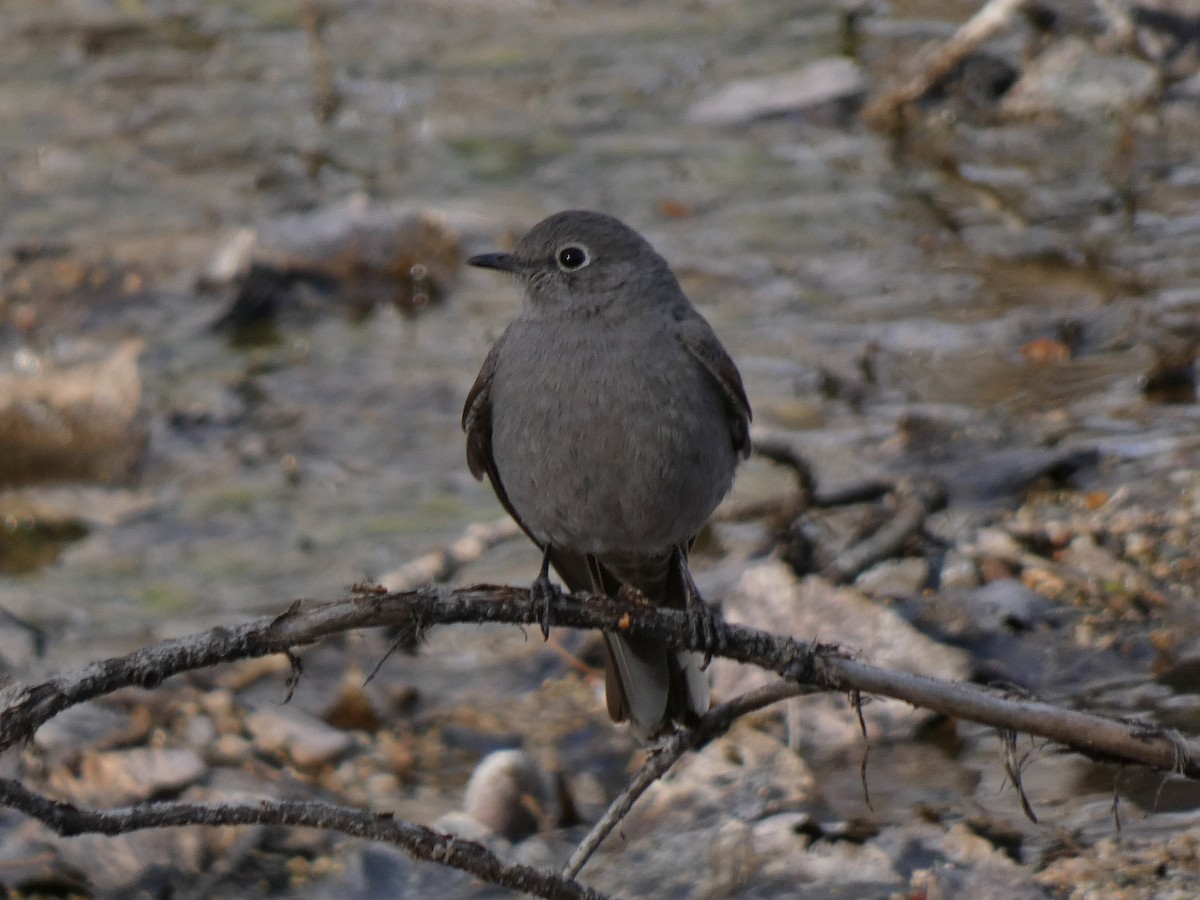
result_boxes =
[461,327,535,536]
[461,331,501,478]
[677,316,753,458]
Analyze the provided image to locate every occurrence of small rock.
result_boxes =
[362,773,402,809]
[48,747,205,806]
[182,714,217,748]
[714,563,971,750]
[202,227,256,283]
[33,702,130,757]
[1001,38,1160,118]
[964,579,1050,632]
[1153,647,1200,691]
[460,749,563,842]
[855,557,929,596]
[1020,337,1072,364]
[719,562,971,690]
[700,818,755,897]
[914,821,1045,898]
[0,617,42,671]
[51,828,206,897]
[630,725,816,836]
[1140,342,1197,403]
[939,550,980,589]
[937,447,1101,505]
[688,57,868,125]
[217,654,293,691]
[315,840,497,900]
[1134,1,1200,75]
[980,556,1019,582]
[971,527,1026,563]
[209,196,461,329]
[1168,70,1200,100]
[917,864,1048,900]
[750,812,814,856]
[321,666,383,732]
[210,733,251,765]
[510,835,559,869]
[0,485,155,531]
[1061,532,1159,600]
[246,706,353,768]
[0,340,145,487]
[952,53,1022,108]
[432,810,499,844]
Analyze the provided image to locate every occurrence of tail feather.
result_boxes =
[603,633,671,733]
[676,649,709,716]
[548,545,709,738]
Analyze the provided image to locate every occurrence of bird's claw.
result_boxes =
[530,573,557,641]
[688,597,725,670]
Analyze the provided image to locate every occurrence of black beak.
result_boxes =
[467,252,517,273]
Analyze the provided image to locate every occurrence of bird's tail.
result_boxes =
[550,546,709,739]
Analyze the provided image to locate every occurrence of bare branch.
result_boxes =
[0,778,608,900]
[1,584,1197,780]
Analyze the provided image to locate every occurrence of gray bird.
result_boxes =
[462,210,751,737]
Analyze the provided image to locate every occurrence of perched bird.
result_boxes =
[463,210,751,737]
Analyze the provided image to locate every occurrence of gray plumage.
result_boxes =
[463,210,751,737]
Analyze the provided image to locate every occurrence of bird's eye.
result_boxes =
[556,245,590,272]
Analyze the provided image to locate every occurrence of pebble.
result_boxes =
[1169,70,1200,100]
[939,550,980,589]
[688,57,868,125]
[714,563,972,751]
[49,747,205,806]
[245,707,354,768]
[0,340,145,486]
[33,702,130,757]
[855,557,930,596]
[963,578,1049,632]
[460,749,561,842]
[321,666,383,732]
[1001,38,1160,118]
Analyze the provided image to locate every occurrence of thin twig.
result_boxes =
[1000,728,1039,823]
[563,681,808,879]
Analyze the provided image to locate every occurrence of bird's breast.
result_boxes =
[488,315,736,556]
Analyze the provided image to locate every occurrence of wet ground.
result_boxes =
[2,0,1200,897]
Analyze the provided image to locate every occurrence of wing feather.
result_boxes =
[677,316,752,458]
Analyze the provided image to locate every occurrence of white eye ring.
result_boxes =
[555,244,591,272]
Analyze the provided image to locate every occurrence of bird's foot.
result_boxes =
[530,570,558,641]
[687,595,725,670]
[673,545,726,668]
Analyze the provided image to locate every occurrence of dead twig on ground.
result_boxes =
[379,516,523,591]
[821,475,946,583]
[862,0,1028,126]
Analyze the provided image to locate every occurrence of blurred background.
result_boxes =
[2,0,1200,896]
